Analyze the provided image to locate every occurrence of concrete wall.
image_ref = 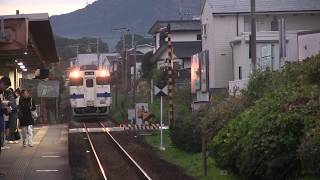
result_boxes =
[298,32,320,60]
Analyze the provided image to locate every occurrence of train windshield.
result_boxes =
[69,77,83,86]
[96,77,110,85]
[86,79,94,88]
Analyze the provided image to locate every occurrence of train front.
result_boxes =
[69,67,111,117]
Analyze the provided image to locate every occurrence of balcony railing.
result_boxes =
[229,79,249,96]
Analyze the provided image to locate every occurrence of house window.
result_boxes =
[197,34,202,40]
[271,17,278,31]
[239,66,242,80]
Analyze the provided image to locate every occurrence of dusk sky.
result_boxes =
[0,0,97,16]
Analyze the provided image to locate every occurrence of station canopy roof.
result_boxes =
[0,13,59,69]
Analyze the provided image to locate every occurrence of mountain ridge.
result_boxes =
[51,0,201,39]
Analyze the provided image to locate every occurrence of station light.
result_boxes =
[17,62,23,66]
[23,68,27,72]
[20,65,26,69]
[24,52,28,55]
[70,70,80,78]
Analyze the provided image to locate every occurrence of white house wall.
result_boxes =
[232,32,300,80]
[211,15,238,89]
[244,13,320,32]
[202,1,215,89]
[171,32,201,42]
[298,32,320,60]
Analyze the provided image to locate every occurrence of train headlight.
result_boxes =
[70,70,80,78]
[98,70,110,77]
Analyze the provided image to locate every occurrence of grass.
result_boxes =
[144,130,240,180]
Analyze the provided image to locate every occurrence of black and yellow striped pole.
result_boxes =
[166,24,174,127]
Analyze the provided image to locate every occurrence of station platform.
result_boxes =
[0,124,71,180]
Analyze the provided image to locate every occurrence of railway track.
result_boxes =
[82,121,152,180]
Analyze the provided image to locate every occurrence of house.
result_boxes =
[128,44,154,55]
[69,53,120,68]
[201,0,320,94]
[148,20,202,75]
[298,30,320,60]
[127,44,154,79]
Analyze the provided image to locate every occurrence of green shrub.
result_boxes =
[170,111,202,153]
[209,55,320,179]
[299,123,320,176]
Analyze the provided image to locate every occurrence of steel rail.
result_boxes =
[83,123,108,180]
[99,122,152,180]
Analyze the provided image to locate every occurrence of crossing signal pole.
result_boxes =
[166,24,174,127]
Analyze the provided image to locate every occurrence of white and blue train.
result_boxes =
[69,65,111,117]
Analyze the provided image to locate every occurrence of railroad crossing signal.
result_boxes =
[155,85,168,97]
[154,85,167,151]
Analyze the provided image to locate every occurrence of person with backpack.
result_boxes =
[19,89,36,147]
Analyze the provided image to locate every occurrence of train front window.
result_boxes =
[96,77,110,85]
[69,78,83,86]
[86,79,94,88]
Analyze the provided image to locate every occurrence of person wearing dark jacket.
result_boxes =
[0,87,6,177]
[19,90,36,147]
[0,94,4,150]
[0,77,19,144]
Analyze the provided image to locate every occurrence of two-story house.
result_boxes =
[201,0,320,94]
[148,20,202,75]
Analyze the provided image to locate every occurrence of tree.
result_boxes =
[141,51,155,79]
[115,34,152,52]
[55,35,109,61]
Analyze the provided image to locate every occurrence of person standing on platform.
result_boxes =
[19,89,36,147]
[0,77,19,144]
[0,91,5,150]
[0,87,6,177]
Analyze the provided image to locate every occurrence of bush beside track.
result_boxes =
[210,55,320,179]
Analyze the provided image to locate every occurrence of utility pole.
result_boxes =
[113,28,129,90]
[167,24,174,127]
[97,38,100,67]
[133,33,137,109]
[250,0,257,71]
[279,17,286,68]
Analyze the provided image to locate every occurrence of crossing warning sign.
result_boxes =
[155,85,168,97]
